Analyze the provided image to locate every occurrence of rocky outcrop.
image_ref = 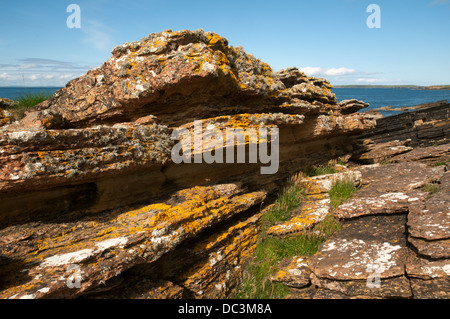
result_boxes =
[0,98,16,109]
[269,157,449,299]
[0,29,374,299]
[0,99,14,127]
[356,103,449,160]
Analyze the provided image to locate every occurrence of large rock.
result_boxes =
[0,29,376,299]
[0,183,265,299]
[12,30,344,130]
[333,162,440,219]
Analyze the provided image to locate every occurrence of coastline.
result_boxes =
[334,84,450,90]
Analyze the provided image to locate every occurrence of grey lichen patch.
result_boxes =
[1,123,174,184]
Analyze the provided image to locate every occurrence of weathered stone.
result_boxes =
[356,103,450,150]
[406,243,450,299]
[338,99,369,115]
[297,171,361,195]
[408,197,450,241]
[0,98,16,109]
[390,144,450,164]
[334,162,441,220]
[408,237,450,259]
[0,123,174,194]
[410,278,450,299]
[175,215,261,298]
[0,183,265,299]
[0,109,13,127]
[270,257,311,288]
[0,29,379,300]
[267,194,331,237]
[83,212,262,299]
[356,139,413,164]
[11,30,339,130]
[309,215,409,281]
[406,251,450,280]
[311,273,412,298]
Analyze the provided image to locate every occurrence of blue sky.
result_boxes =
[0,0,449,87]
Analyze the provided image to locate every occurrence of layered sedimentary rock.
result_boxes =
[355,103,450,165]
[272,160,449,299]
[0,29,374,299]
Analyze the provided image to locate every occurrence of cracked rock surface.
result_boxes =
[272,160,450,299]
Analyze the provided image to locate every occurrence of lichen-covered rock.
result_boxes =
[310,215,409,282]
[0,29,378,300]
[267,194,331,237]
[270,257,311,288]
[0,98,16,109]
[338,99,370,115]
[297,171,361,195]
[0,183,265,299]
[334,162,441,219]
[0,109,13,127]
[0,123,174,193]
[13,30,340,130]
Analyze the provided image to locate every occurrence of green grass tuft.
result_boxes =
[422,183,441,195]
[234,179,341,299]
[5,90,53,120]
[433,162,447,167]
[261,184,304,228]
[329,178,358,209]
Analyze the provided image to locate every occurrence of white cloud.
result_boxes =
[324,67,356,76]
[0,58,95,86]
[300,66,356,77]
[300,67,323,76]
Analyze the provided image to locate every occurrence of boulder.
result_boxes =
[12,30,338,130]
[0,29,376,299]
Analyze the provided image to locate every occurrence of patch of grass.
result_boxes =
[261,184,304,228]
[302,163,338,177]
[433,162,447,167]
[422,183,441,195]
[6,91,53,120]
[379,159,395,166]
[234,179,342,299]
[301,159,348,177]
[329,178,358,209]
[234,215,341,299]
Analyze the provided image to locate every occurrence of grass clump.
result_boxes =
[433,162,447,167]
[261,184,304,228]
[422,183,441,196]
[301,158,348,177]
[5,91,53,120]
[329,178,358,209]
[234,178,341,299]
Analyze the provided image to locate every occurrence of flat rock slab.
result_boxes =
[406,250,450,298]
[310,214,408,281]
[408,198,450,241]
[407,172,450,259]
[334,162,443,220]
[311,273,412,298]
[270,257,311,288]
[391,144,450,164]
[408,237,450,259]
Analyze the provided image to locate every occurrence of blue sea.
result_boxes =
[1,87,450,117]
[334,88,450,116]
